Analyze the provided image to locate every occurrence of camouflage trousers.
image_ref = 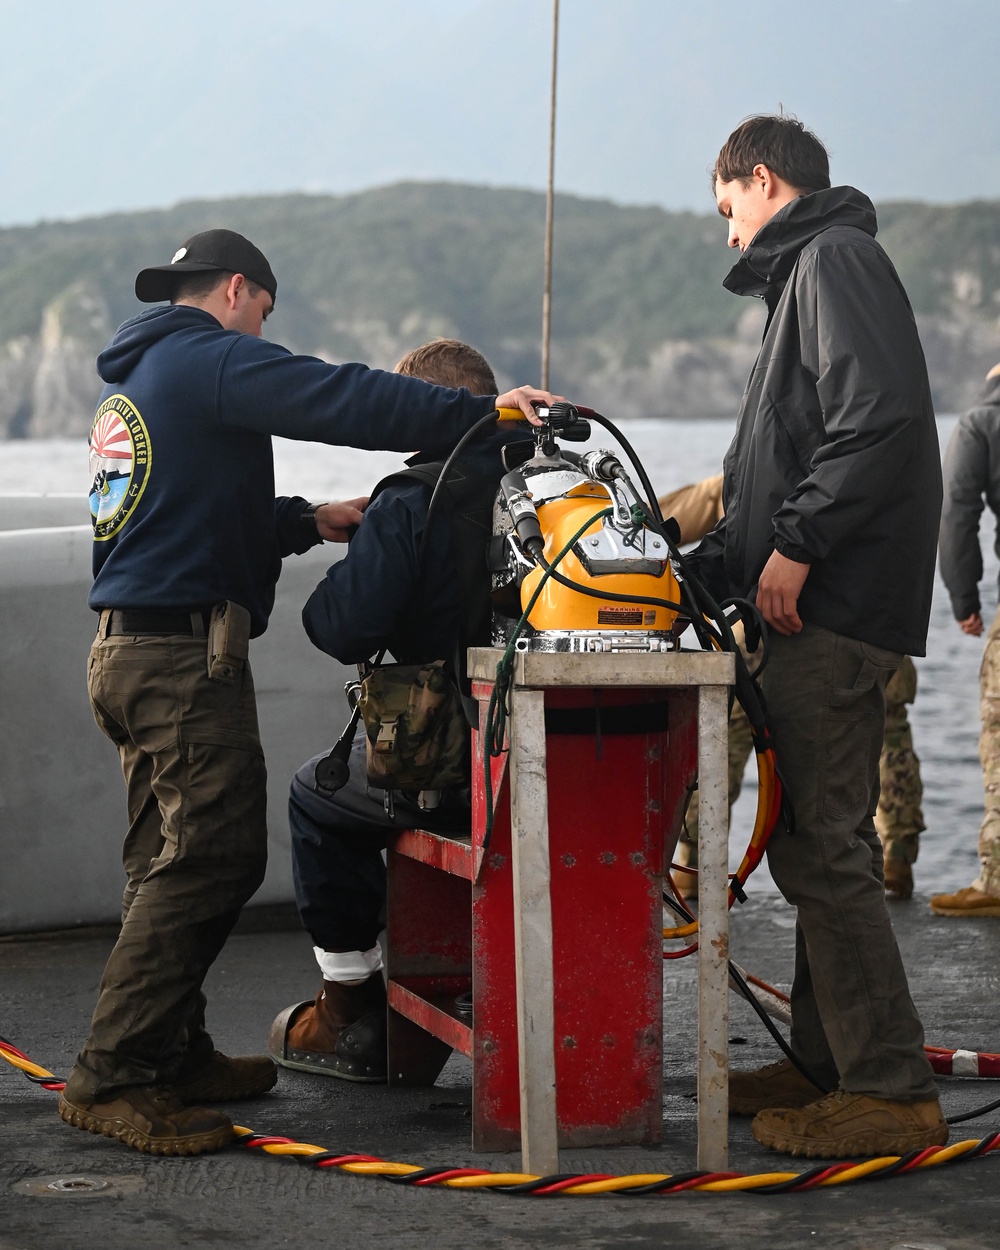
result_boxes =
[679,654,925,868]
[974,609,1000,897]
[874,655,925,867]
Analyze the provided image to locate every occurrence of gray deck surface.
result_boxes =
[3,894,999,1250]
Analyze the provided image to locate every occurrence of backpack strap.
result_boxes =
[316,462,497,794]
[369,460,499,662]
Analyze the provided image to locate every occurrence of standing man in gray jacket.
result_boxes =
[691,115,946,1159]
[931,365,1000,917]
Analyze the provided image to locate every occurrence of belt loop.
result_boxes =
[190,611,207,639]
[98,609,113,641]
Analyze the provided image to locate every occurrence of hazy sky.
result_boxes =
[1,0,997,227]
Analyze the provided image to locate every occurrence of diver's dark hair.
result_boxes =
[714,115,831,194]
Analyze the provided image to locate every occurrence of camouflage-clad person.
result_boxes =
[932,364,1000,917]
[876,656,925,898]
[974,610,1000,904]
[661,476,925,900]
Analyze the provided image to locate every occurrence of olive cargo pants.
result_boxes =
[681,655,926,868]
[64,619,268,1102]
[762,623,937,1102]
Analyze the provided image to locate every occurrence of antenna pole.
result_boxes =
[541,0,560,391]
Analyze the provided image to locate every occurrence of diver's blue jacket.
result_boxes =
[87,305,500,636]
[302,431,517,665]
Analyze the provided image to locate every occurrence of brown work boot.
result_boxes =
[883,858,914,900]
[729,1058,827,1115]
[929,885,1000,917]
[171,1050,277,1103]
[268,975,387,1082]
[59,1086,234,1156]
[752,1090,948,1159]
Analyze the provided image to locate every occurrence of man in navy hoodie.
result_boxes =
[60,229,556,1156]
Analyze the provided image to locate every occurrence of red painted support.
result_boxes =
[387,978,473,1057]
[391,829,474,879]
[385,678,696,1150]
[385,840,471,1086]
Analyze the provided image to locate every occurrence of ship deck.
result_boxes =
[3,893,999,1250]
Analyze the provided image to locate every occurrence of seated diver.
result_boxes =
[268,338,515,1081]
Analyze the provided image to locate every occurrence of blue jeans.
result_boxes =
[289,739,469,953]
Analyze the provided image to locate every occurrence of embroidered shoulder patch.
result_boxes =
[89,394,152,540]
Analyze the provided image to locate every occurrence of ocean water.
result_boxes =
[6,417,991,896]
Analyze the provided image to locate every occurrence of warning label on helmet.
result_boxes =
[597,607,643,625]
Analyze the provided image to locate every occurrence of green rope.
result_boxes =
[483,507,613,843]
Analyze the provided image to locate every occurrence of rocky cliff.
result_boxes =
[3,185,999,438]
[0,282,112,439]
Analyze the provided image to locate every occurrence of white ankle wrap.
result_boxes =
[314,944,384,983]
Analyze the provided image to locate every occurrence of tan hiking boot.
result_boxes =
[929,886,1000,917]
[171,1050,277,1103]
[883,859,913,900]
[59,1086,234,1156]
[268,975,387,1082]
[729,1058,827,1115]
[752,1090,948,1159]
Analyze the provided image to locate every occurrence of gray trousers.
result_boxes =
[65,619,268,1102]
[762,622,937,1102]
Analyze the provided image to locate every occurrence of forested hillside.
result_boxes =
[2,182,998,437]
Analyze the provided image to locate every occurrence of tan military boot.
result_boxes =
[929,886,1000,917]
[59,1086,233,1156]
[171,1050,277,1103]
[729,1058,827,1115]
[752,1090,948,1158]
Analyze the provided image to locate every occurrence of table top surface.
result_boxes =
[467,647,735,688]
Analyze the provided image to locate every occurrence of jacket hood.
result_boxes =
[724,185,878,300]
[97,305,223,383]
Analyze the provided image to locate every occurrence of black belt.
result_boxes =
[106,609,213,636]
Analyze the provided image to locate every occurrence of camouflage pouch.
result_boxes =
[357,660,469,792]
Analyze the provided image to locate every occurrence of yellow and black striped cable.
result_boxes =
[4,1037,998,1198]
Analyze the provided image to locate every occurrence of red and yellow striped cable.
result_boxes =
[4,1037,999,1197]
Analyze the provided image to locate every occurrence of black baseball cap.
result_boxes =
[134,229,277,303]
